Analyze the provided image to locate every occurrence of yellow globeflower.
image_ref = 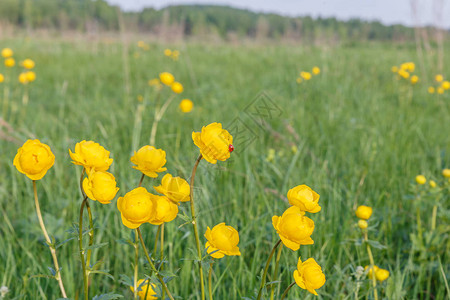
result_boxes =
[300,71,312,80]
[358,219,368,229]
[355,205,372,220]
[406,62,415,72]
[415,175,426,185]
[410,75,419,84]
[1,48,13,58]
[159,72,174,86]
[130,145,167,178]
[149,194,178,225]
[272,206,315,251]
[130,279,157,300]
[293,257,326,295]
[429,180,437,188]
[117,187,156,229]
[366,265,389,282]
[69,140,113,172]
[164,49,172,56]
[312,66,320,75]
[5,58,15,68]
[442,81,450,90]
[437,87,444,94]
[26,71,36,82]
[22,59,35,69]
[435,74,444,82]
[154,173,190,204]
[0,73,3,83]
[82,171,119,204]
[204,223,241,258]
[171,81,183,94]
[296,77,302,84]
[172,50,180,60]
[287,185,321,213]
[398,69,409,79]
[179,99,193,113]
[391,66,398,73]
[192,122,233,164]
[428,87,435,94]
[14,139,55,181]
[18,73,28,84]
[442,168,450,178]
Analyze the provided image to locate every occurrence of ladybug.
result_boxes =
[228,144,234,152]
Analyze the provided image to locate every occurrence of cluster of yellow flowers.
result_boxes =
[1,48,36,85]
[391,62,418,84]
[137,40,150,51]
[164,48,180,61]
[428,74,450,95]
[416,168,450,187]
[148,72,193,113]
[296,66,320,84]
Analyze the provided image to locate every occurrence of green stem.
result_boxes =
[149,94,174,145]
[138,173,145,187]
[85,201,94,270]
[270,244,283,300]
[160,223,165,300]
[152,225,161,262]
[256,239,282,300]
[280,282,296,300]
[364,231,378,300]
[208,262,214,300]
[133,229,139,300]
[79,196,89,300]
[431,205,437,231]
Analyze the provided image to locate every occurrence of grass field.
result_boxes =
[0,36,449,299]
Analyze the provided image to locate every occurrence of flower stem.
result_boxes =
[256,239,282,300]
[138,173,145,187]
[364,231,378,300]
[280,281,296,300]
[79,196,89,300]
[152,225,161,260]
[32,181,67,298]
[208,261,214,300]
[85,201,94,270]
[137,227,174,300]
[431,205,437,231]
[160,223,165,300]
[133,229,139,300]
[270,244,283,300]
[189,154,205,300]
[149,94,174,145]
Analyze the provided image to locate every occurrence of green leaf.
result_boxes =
[92,293,123,300]
[90,270,115,281]
[85,242,109,250]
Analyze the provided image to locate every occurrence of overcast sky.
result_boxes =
[105,0,450,28]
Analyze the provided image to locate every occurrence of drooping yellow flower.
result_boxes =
[154,173,190,204]
[26,71,36,82]
[164,49,172,56]
[415,175,426,185]
[192,122,233,164]
[0,73,4,83]
[428,86,435,94]
[355,205,372,220]
[410,75,419,84]
[13,139,55,180]
[82,171,119,204]
[21,59,35,69]
[130,145,167,178]
[117,187,155,229]
[391,66,398,73]
[442,81,450,90]
[18,73,28,84]
[179,99,193,113]
[312,66,320,75]
[358,219,368,229]
[148,194,178,225]
[429,180,437,188]
[365,265,389,282]
[4,58,15,68]
[171,81,183,94]
[293,257,326,295]
[272,206,315,251]
[159,72,174,86]
[130,279,157,300]
[69,140,113,172]
[1,48,13,58]
[204,223,241,258]
[300,71,312,80]
[435,74,444,82]
[442,169,450,178]
[287,185,321,213]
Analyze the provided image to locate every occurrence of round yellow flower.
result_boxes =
[296,77,302,84]
[435,74,444,82]
[293,257,326,295]
[272,206,315,251]
[82,171,119,204]
[428,87,435,94]
[192,122,233,164]
[410,75,419,84]
[437,87,444,94]
[117,187,155,229]
[154,173,190,204]
[300,71,312,80]
[0,73,4,83]
[1,48,13,58]
[13,139,55,180]
[171,82,183,94]
[26,71,36,82]
[164,49,172,56]
[69,140,113,172]
[415,175,426,185]
[355,205,372,220]
[442,81,450,90]
[287,185,321,213]
[130,279,157,300]
[5,58,15,68]
[204,223,241,258]
[366,265,389,282]
[391,66,398,73]
[159,72,174,86]
[429,180,437,188]
[312,66,320,75]
[406,62,415,72]
[149,194,178,225]
[22,59,35,69]
[398,69,409,79]
[358,220,368,229]
[172,50,180,59]
[18,73,28,84]
[130,145,167,178]
[442,169,450,178]
[179,99,193,113]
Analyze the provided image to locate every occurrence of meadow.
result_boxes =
[0,36,449,299]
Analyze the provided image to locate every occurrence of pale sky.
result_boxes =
[105,0,450,28]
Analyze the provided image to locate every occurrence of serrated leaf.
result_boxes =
[90,270,115,281]
[367,240,387,249]
[85,242,109,250]
[92,293,123,300]
[56,237,76,249]
[119,274,133,287]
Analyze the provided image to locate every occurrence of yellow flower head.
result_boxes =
[398,69,409,79]
[130,279,157,300]
[148,194,178,225]
[172,50,180,59]
[171,81,183,94]
[137,95,144,102]
[429,180,437,188]
[159,72,174,86]
[1,48,13,58]
[0,73,4,83]
[26,71,36,82]
[179,99,193,113]
[293,257,326,295]
[406,62,415,72]
[410,75,419,84]
[5,58,15,68]
[22,59,35,69]
[117,187,155,229]
[365,265,389,282]
[312,66,320,75]
[358,219,368,229]
[137,41,146,48]
[442,168,450,178]
[69,140,113,172]
[391,66,398,73]
[435,74,444,82]
[355,205,372,220]
[130,145,167,178]
[272,206,315,251]
[437,87,444,94]
[192,122,233,164]
[164,49,172,56]
[82,171,119,204]
[415,175,426,185]
[296,77,302,84]
[300,71,312,80]
[13,139,55,181]
[442,81,450,90]
[19,73,28,84]
[287,185,321,213]
[428,86,435,94]
[154,173,190,204]
[148,78,162,91]
[205,223,241,258]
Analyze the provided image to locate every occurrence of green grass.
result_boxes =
[0,37,449,300]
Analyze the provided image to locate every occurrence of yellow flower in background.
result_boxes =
[435,74,444,82]
[293,257,326,295]
[18,73,28,84]
[415,175,426,185]
[192,122,233,164]
[26,71,36,82]
[398,69,409,79]
[172,50,180,60]
[1,48,13,58]
[130,279,157,300]
[272,206,315,251]
[148,78,162,91]
[0,73,4,83]
[154,173,190,204]
[312,66,320,75]
[137,41,145,48]
[5,58,15,67]
[82,171,119,204]
[355,205,372,220]
[69,140,113,172]
[428,86,435,94]
[391,66,398,73]
[437,87,444,94]
[117,187,155,229]
[358,219,368,229]
[171,81,183,94]
[406,62,415,72]
[130,145,167,178]
[287,185,321,213]
[296,77,302,84]
[410,75,419,84]
[205,223,241,258]
[13,139,55,181]
[266,148,276,162]
[159,72,174,86]
[164,49,172,56]
[149,194,178,225]
[300,71,312,80]
[137,95,144,102]
[22,59,35,69]
[365,265,389,282]
[442,81,450,90]
[442,169,450,178]
[179,99,193,113]
[429,180,437,188]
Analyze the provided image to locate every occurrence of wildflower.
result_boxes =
[266,148,275,162]
[69,140,113,172]
[164,49,172,56]
[130,279,157,300]
[442,168,450,178]
[137,95,144,102]
[312,66,320,75]
[398,69,409,79]
[204,223,241,258]
[435,74,444,82]
[410,75,419,84]
[293,257,326,295]
[4,57,15,67]
[406,62,415,72]
[429,180,437,188]
[442,81,450,90]
[22,59,35,69]
[300,71,312,80]
[291,145,298,153]
[437,87,444,94]
[159,72,174,86]
[428,87,435,94]
[391,66,398,73]
[358,220,368,229]
[19,73,28,84]
[149,194,178,225]
[179,99,193,113]
[0,73,3,83]
[365,265,389,282]
[137,41,146,48]
[171,81,183,94]
[192,122,233,164]
[272,206,315,251]
[415,175,426,185]
[148,78,162,90]
[154,173,190,204]
[287,185,321,213]
[117,187,155,229]
[13,139,55,180]
[355,205,372,220]
[296,77,302,84]
[0,286,9,297]
[26,71,36,82]
[1,48,13,58]
[82,171,119,204]
[130,145,167,178]
[172,50,180,60]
